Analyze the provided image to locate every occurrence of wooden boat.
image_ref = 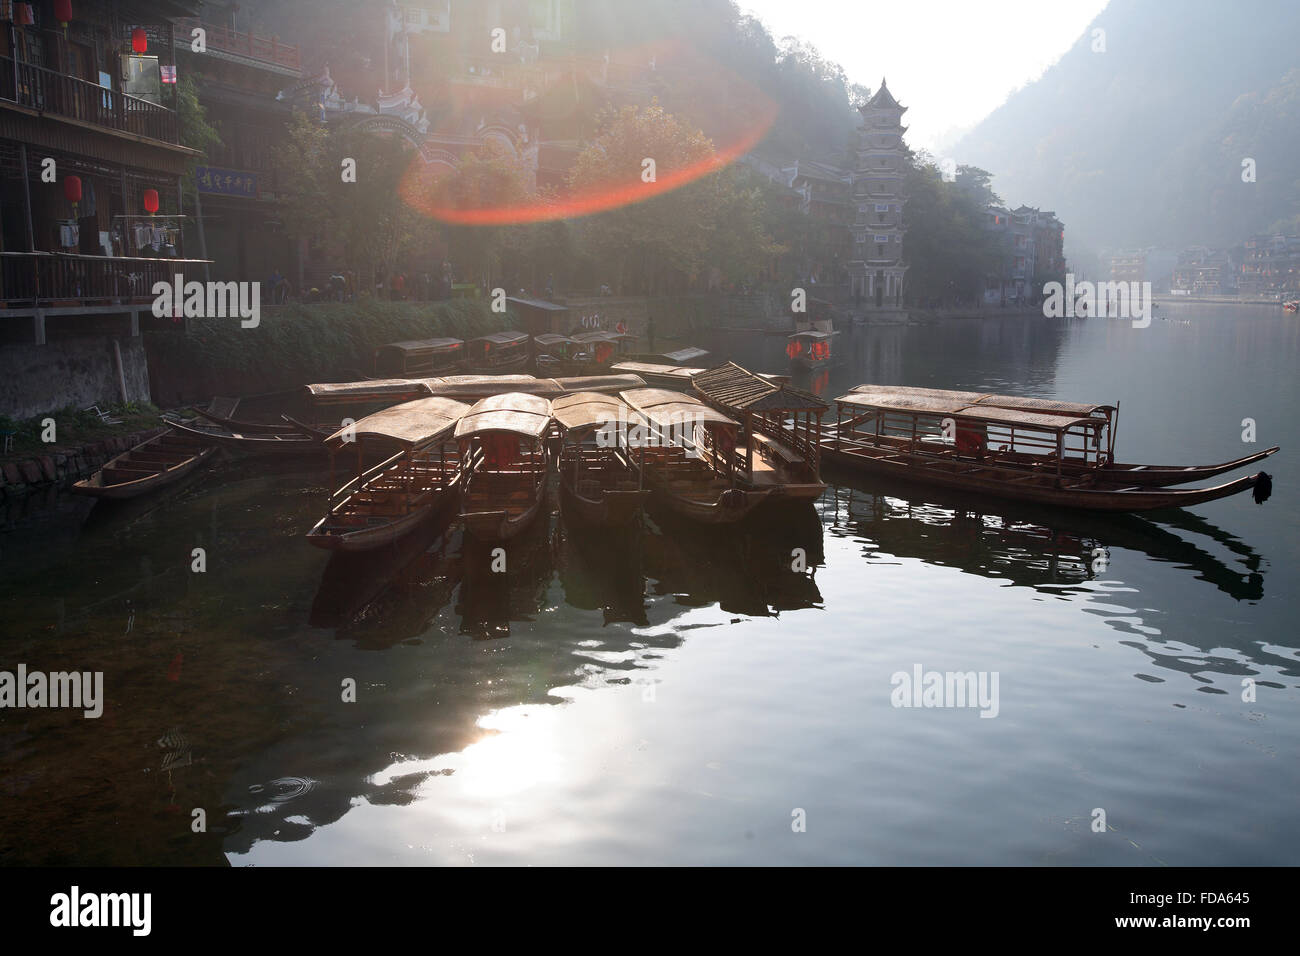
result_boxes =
[307,397,472,552]
[823,387,1275,512]
[463,331,531,373]
[372,337,464,378]
[839,385,1279,487]
[183,405,335,441]
[551,392,650,526]
[533,334,580,376]
[787,329,835,368]
[569,331,636,372]
[164,416,326,456]
[690,362,828,502]
[619,387,772,523]
[454,392,553,541]
[72,430,217,499]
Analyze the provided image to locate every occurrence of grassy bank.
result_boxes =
[145,298,509,405]
[0,402,162,461]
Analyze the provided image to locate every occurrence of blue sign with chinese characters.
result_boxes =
[195,166,259,199]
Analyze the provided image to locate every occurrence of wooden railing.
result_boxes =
[0,56,178,143]
[1,252,211,307]
[752,416,820,472]
[173,19,301,71]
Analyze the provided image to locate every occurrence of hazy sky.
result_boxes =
[737,0,1109,152]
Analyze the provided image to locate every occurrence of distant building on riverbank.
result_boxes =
[1172,246,1236,295]
[1238,234,1300,296]
[849,79,908,308]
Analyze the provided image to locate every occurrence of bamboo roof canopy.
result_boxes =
[454,392,554,439]
[789,330,836,340]
[306,378,430,402]
[835,389,1106,433]
[847,384,1114,416]
[377,338,463,354]
[620,387,740,430]
[660,347,711,363]
[553,374,646,392]
[534,333,574,347]
[552,392,647,432]
[571,330,635,344]
[692,362,828,412]
[324,397,472,448]
[471,330,530,346]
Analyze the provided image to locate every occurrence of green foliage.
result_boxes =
[904,161,1006,302]
[274,115,441,288]
[177,73,222,160]
[147,299,504,393]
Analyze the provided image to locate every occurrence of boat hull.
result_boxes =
[166,417,325,455]
[72,432,217,499]
[559,477,648,527]
[821,445,1265,512]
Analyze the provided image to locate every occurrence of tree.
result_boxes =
[569,102,773,294]
[274,114,439,291]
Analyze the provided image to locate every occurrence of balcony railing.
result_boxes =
[1,252,211,308]
[1,56,178,144]
[174,19,301,71]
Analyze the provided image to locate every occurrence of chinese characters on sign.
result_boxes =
[195,167,259,199]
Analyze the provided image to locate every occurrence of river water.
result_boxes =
[1,301,1295,865]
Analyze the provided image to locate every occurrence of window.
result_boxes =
[875,203,889,212]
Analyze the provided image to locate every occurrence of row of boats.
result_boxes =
[71,363,1278,549]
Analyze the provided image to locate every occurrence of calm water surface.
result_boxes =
[1,302,1296,865]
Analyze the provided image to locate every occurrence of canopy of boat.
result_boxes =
[847,384,1114,417]
[790,330,836,341]
[836,389,1105,432]
[454,392,554,440]
[611,362,706,380]
[306,378,430,403]
[660,347,710,364]
[534,333,573,347]
[376,337,463,355]
[620,387,739,431]
[470,330,530,346]
[324,397,472,448]
[571,330,635,344]
[693,362,828,412]
[552,391,647,433]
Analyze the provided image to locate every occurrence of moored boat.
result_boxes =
[372,337,464,377]
[72,430,217,499]
[164,415,326,455]
[619,387,772,523]
[837,384,1279,487]
[307,397,472,552]
[454,392,553,541]
[463,331,531,373]
[551,391,650,527]
[822,386,1275,512]
[787,329,835,368]
[690,362,828,502]
[532,334,580,376]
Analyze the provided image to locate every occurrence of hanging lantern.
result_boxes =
[131,28,148,54]
[63,175,83,204]
[53,0,73,28]
[143,188,160,214]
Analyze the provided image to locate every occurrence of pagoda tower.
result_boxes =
[850,79,909,308]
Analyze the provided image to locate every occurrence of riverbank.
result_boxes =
[145,298,506,407]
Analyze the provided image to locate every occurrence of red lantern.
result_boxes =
[63,175,82,204]
[53,0,73,27]
[131,28,147,54]
[143,188,160,214]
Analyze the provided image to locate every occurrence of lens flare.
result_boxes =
[398,43,778,226]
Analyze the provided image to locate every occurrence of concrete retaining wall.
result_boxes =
[0,336,150,420]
